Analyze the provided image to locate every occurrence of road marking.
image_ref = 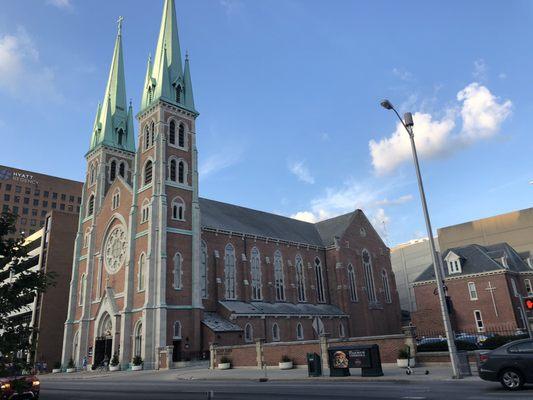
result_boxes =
[401,397,426,399]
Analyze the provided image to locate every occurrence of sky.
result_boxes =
[0,0,531,246]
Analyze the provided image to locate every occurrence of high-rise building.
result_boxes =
[0,165,83,237]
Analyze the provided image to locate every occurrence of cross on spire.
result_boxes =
[117,16,124,35]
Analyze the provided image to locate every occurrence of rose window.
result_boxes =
[104,226,127,274]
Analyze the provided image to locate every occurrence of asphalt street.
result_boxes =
[39,378,533,400]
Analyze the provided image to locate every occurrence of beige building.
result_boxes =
[391,207,533,312]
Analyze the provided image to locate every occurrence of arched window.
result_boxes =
[224,244,236,299]
[109,160,117,182]
[295,255,306,302]
[296,323,304,340]
[112,189,120,210]
[134,321,143,357]
[79,274,86,306]
[347,264,358,302]
[169,159,177,181]
[169,120,176,145]
[87,194,95,217]
[314,257,326,303]
[119,162,125,178]
[144,126,150,150]
[173,321,182,339]
[150,121,155,146]
[274,250,285,301]
[141,200,150,224]
[362,249,377,303]
[138,253,146,291]
[382,270,392,303]
[250,247,262,300]
[117,128,124,146]
[200,241,208,299]
[244,323,253,343]
[171,197,185,221]
[178,160,185,184]
[89,164,96,185]
[144,160,153,185]
[176,85,182,103]
[339,322,346,338]
[178,124,185,148]
[272,323,280,342]
[173,252,182,290]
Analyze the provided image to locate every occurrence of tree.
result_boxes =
[0,211,54,375]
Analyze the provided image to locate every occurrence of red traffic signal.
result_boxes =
[525,298,533,311]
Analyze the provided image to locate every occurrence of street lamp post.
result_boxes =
[380,100,462,379]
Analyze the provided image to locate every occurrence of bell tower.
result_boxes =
[134,0,201,367]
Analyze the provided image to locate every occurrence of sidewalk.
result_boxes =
[172,364,480,382]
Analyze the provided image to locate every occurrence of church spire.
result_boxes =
[88,17,135,155]
[183,52,196,111]
[140,0,197,114]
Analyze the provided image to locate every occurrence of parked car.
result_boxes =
[0,374,40,399]
[478,338,533,390]
[456,333,490,346]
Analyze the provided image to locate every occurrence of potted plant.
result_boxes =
[397,346,415,368]
[217,356,231,370]
[279,355,293,370]
[52,361,61,374]
[132,355,143,371]
[66,358,76,373]
[109,353,120,371]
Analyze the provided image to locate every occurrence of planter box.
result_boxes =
[109,365,120,372]
[52,368,61,374]
[217,362,231,370]
[66,368,76,373]
[279,361,293,370]
[131,365,143,371]
[397,358,416,368]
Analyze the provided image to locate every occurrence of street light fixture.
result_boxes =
[380,99,462,379]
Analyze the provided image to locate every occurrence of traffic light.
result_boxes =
[525,297,533,311]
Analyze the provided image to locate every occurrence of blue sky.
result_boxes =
[0,0,531,246]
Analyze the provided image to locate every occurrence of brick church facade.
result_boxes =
[62,0,401,370]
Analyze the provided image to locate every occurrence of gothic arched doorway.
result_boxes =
[94,313,113,367]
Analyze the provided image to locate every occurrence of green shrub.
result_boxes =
[53,361,61,369]
[67,358,75,369]
[220,356,231,364]
[132,355,143,366]
[281,355,292,363]
[110,353,119,366]
[397,346,411,359]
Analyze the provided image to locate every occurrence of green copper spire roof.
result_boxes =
[140,0,197,114]
[89,17,135,154]
[183,52,195,111]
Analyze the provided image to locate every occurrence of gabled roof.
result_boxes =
[414,242,532,283]
[219,300,347,317]
[199,198,324,246]
[315,211,357,247]
[202,312,242,333]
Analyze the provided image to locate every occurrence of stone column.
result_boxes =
[255,339,265,369]
[403,325,417,358]
[209,344,217,369]
[319,333,330,372]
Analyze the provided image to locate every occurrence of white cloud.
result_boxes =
[473,59,487,81]
[288,160,315,184]
[320,132,330,141]
[0,27,61,102]
[220,0,243,15]
[392,67,413,81]
[498,73,507,80]
[457,83,512,142]
[374,194,413,206]
[369,83,511,175]
[199,147,244,179]
[290,211,318,223]
[46,0,72,10]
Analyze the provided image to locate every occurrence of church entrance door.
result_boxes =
[172,340,182,362]
[94,337,112,367]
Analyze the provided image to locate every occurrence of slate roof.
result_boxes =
[219,300,347,317]
[202,312,242,333]
[414,242,532,283]
[199,197,357,247]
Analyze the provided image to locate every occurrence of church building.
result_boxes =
[62,0,401,370]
